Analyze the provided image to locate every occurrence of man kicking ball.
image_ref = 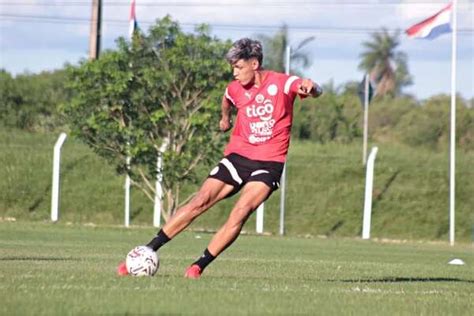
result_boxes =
[118,38,322,279]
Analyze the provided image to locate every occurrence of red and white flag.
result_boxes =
[405,2,452,39]
[129,0,138,39]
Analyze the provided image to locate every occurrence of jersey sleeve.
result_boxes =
[224,83,237,106]
[283,75,303,98]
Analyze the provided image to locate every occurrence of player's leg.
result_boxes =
[208,182,271,255]
[117,178,234,276]
[146,178,235,251]
[185,181,271,278]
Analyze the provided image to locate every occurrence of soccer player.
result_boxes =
[118,38,322,279]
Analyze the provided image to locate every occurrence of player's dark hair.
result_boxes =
[226,38,263,67]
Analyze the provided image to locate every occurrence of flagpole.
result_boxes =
[449,0,457,246]
[363,73,369,165]
[124,0,137,227]
[279,45,291,236]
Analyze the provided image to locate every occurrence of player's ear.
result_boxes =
[251,58,260,70]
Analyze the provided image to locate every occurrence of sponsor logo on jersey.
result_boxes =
[245,99,274,121]
[244,84,280,144]
[249,134,272,144]
[267,84,278,96]
[255,94,265,104]
[246,93,276,143]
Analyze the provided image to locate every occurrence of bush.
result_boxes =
[292,82,362,143]
[395,95,472,151]
[369,96,416,142]
[0,69,68,132]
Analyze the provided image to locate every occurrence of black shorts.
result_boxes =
[208,153,285,197]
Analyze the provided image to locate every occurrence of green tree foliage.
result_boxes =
[458,99,474,151]
[368,95,417,142]
[292,81,362,143]
[358,28,412,97]
[257,24,314,74]
[290,80,473,152]
[64,17,232,219]
[0,69,68,131]
[395,95,474,151]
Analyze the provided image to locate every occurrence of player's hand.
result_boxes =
[297,79,322,97]
[219,116,232,132]
[297,79,315,96]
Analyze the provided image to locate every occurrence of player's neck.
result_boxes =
[253,70,266,88]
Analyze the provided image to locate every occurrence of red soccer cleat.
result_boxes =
[117,261,129,276]
[184,264,202,279]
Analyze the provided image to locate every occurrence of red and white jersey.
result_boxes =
[223,71,304,163]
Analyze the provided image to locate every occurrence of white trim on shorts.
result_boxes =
[221,158,243,184]
[250,170,270,177]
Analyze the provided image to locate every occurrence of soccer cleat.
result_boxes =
[117,261,128,276]
[184,264,202,279]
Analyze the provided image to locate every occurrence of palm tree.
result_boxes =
[257,24,315,74]
[358,28,412,97]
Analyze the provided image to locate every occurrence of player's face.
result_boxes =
[232,58,259,86]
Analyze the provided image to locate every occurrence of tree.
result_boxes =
[257,24,315,74]
[358,28,412,97]
[64,16,232,220]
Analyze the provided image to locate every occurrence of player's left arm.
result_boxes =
[297,79,323,98]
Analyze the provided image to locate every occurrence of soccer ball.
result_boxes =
[126,246,159,276]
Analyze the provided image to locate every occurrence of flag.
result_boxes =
[129,0,138,39]
[405,2,452,39]
[358,75,374,106]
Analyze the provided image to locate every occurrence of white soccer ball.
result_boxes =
[126,246,159,276]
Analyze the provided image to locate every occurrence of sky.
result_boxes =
[0,0,473,100]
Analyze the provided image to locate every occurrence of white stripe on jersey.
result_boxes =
[221,158,243,184]
[250,170,270,177]
[225,88,236,105]
[284,76,299,95]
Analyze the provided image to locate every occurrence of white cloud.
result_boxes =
[396,0,448,20]
[396,0,474,28]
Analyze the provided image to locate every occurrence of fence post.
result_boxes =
[153,153,163,228]
[154,138,169,227]
[51,133,67,222]
[256,203,264,234]
[362,146,378,239]
[124,156,131,227]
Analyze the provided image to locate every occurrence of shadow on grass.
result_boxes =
[372,169,401,208]
[330,277,474,284]
[0,257,79,261]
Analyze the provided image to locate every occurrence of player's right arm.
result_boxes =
[219,94,233,132]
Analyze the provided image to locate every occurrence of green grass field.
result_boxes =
[0,222,472,315]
